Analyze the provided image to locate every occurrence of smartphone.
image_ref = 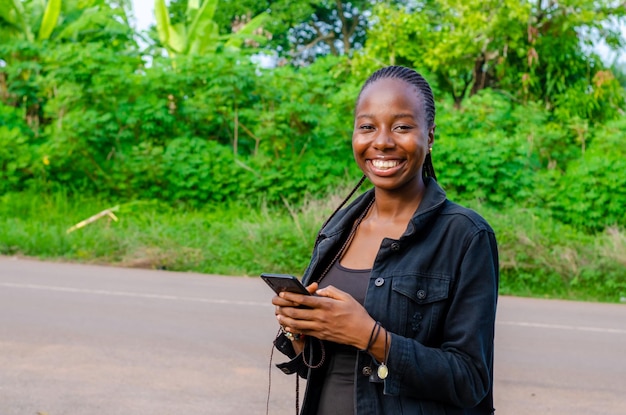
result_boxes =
[260,273,311,296]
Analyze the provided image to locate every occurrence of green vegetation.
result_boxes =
[1,190,625,302]
[0,190,318,275]
[1,0,625,302]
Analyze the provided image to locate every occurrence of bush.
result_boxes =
[545,118,626,232]
[435,91,540,206]
[0,103,35,193]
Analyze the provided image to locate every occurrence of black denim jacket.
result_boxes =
[276,178,499,414]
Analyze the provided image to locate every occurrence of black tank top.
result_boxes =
[318,261,370,304]
[316,261,371,415]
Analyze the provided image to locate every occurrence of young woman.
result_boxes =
[272,66,499,415]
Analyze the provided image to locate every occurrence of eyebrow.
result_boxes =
[356,113,416,120]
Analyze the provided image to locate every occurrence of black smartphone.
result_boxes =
[260,273,311,296]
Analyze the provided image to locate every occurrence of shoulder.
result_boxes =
[431,201,499,267]
[438,200,495,236]
[421,178,494,235]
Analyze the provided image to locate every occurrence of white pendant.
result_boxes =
[377,363,388,379]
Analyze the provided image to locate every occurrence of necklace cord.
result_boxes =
[266,327,281,415]
[315,196,375,284]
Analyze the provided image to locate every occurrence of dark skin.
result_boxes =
[273,78,435,361]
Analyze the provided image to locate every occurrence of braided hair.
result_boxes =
[358,65,437,180]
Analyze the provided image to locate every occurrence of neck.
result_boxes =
[371,177,426,221]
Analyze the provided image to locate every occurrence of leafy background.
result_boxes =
[1,0,626,302]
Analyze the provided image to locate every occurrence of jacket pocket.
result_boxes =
[391,274,450,340]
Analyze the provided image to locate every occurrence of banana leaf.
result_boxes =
[38,0,62,40]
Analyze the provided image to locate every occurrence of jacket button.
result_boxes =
[375,277,385,287]
[417,289,427,300]
[390,242,400,251]
[362,366,372,376]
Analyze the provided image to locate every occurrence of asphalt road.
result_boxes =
[1,256,625,415]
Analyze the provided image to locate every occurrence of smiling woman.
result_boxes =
[270,66,500,415]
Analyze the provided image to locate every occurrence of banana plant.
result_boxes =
[155,0,268,56]
[0,0,29,41]
[0,0,62,42]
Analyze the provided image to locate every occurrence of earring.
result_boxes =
[429,147,432,153]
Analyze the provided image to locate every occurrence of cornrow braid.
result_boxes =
[358,65,437,181]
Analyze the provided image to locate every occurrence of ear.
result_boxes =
[428,124,436,147]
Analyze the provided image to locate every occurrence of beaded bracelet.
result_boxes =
[361,321,382,352]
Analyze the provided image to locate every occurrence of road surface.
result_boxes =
[1,256,625,414]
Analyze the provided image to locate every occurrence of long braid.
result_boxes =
[315,174,367,243]
[358,66,437,181]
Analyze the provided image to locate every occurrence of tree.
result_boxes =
[0,0,137,134]
[169,0,409,63]
[359,0,626,115]
[0,0,135,46]
[514,0,626,121]
[281,0,371,61]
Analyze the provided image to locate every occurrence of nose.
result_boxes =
[372,129,395,150]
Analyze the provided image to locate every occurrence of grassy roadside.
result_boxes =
[1,190,625,303]
[480,205,626,303]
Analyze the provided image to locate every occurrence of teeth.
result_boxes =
[372,159,400,169]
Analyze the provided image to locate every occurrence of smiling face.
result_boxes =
[352,77,434,195]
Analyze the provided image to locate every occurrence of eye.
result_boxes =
[394,125,413,131]
[359,124,375,131]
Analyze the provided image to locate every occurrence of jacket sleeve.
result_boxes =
[383,229,499,408]
[274,334,311,379]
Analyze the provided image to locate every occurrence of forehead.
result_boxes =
[357,77,423,115]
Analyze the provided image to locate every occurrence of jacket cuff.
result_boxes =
[274,332,297,359]
[275,354,304,375]
[274,334,311,378]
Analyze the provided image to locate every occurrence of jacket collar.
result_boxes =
[319,177,447,240]
[405,177,448,237]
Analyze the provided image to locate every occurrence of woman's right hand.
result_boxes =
[272,283,319,355]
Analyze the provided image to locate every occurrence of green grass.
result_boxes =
[478,204,626,302]
[1,190,625,303]
[0,190,335,276]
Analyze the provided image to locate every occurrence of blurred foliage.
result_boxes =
[154,0,269,56]
[544,117,626,233]
[200,0,410,62]
[1,0,625,299]
[358,0,625,120]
